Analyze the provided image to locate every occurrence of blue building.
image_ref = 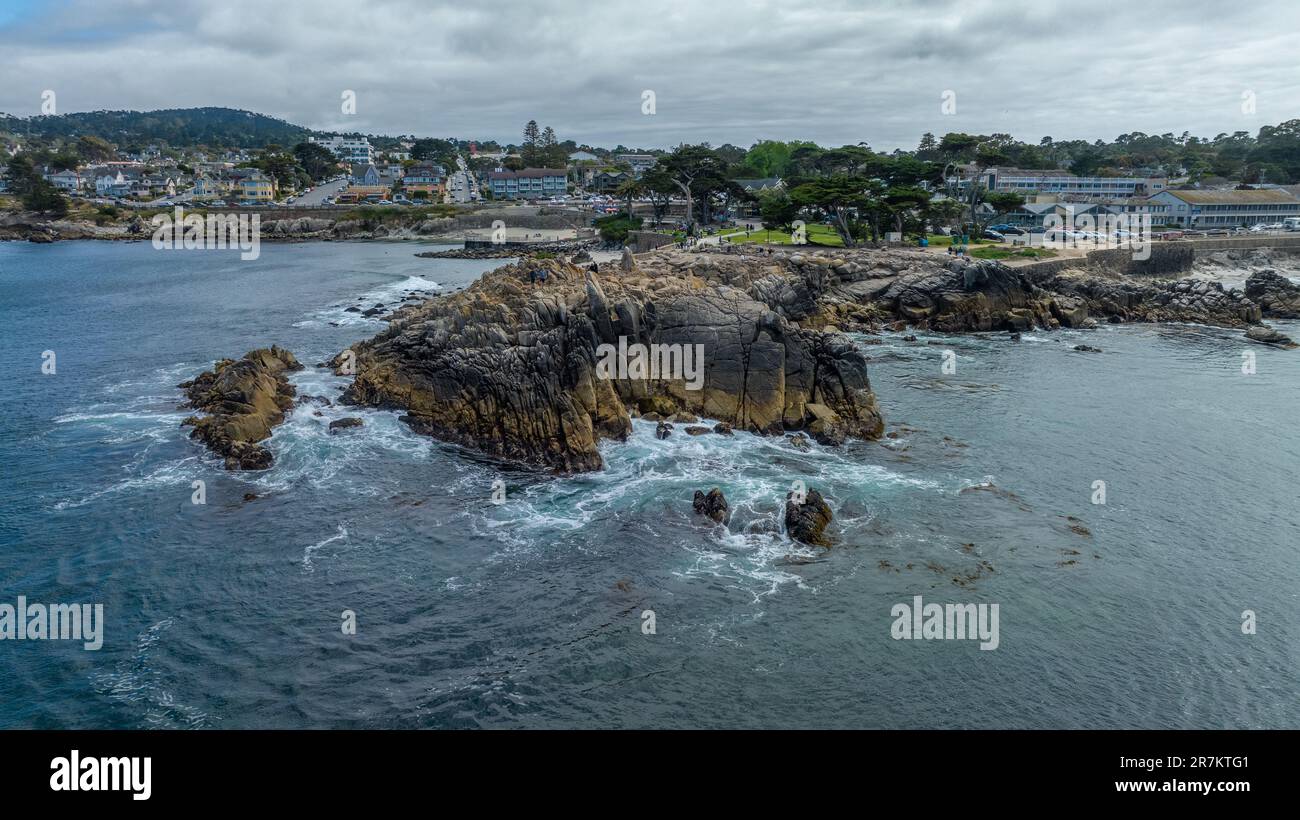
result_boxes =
[487,168,567,200]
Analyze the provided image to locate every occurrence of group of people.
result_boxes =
[945,243,972,257]
[527,260,598,287]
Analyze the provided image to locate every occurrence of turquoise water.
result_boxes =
[1,240,1297,728]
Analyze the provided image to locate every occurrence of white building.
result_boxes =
[311,135,374,165]
[975,167,1167,199]
[1146,189,1300,227]
[615,153,657,177]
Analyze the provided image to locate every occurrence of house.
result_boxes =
[401,163,446,199]
[1146,189,1300,227]
[191,175,219,199]
[733,178,785,216]
[236,170,275,203]
[592,170,630,193]
[487,168,567,200]
[350,163,380,186]
[95,171,131,198]
[45,168,83,194]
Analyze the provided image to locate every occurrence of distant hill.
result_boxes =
[0,107,323,149]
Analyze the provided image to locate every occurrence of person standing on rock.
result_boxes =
[528,268,538,286]
[537,267,548,286]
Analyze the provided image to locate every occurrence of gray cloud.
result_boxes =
[1,0,1297,150]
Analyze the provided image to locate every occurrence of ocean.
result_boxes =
[1,239,1297,729]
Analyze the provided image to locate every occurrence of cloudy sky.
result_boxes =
[2,0,1297,151]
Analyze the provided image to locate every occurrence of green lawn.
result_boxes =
[723,223,845,246]
[969,245,1058,260]
[925,234,996,247]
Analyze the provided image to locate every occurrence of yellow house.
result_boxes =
[238,170,275,203]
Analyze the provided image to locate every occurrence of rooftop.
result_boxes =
[1160,189,1300,204]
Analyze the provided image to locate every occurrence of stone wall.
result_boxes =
[628,230,679,253]
[1020,236,1300,279]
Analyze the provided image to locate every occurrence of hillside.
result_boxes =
[0,107,321,149]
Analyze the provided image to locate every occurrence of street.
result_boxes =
[293,177,348,206]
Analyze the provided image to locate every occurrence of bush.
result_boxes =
[594,212,642,244]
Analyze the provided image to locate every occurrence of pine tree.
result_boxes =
[522,120,541,166]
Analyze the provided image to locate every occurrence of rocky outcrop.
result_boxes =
[785,488,833,546]
[179,346,302,469]
[328,417,365,433]
[414,239,597,259]
[1245,325,1298,348]
[1244,270,1300,318]
[858,257,1260,331]
[340,255,885,472]
[687,245,1268,332]
[692,488,729,523]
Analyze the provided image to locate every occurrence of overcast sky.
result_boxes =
[2,0,1297,151]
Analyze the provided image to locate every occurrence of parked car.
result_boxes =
[210,200,227,207]
[982,229,1006,241]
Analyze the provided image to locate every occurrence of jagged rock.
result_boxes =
[804,402,846,445]
[786,433,811,451]
[692,488,729,523]
[1244,270,1300,318]
[684,425,710,436]
[655,420,673,439]
[671,412,699,423]
[1073,344,1103,353]
[328,417,365,433]
[637,396,677,417]
[713,422,734,436]
[785,488,833,546]
[620,247,636,271]
[178,346,302,470]
[1245,325,1298,348]
[243,493,259,502]
[341,255,884,472]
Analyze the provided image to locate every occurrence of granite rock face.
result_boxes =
[785,488,834,546]
[179,346,302,470]
[1244,270,1300,318]
[340,255,885,472]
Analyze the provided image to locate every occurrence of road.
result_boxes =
[448,155,478,203]
[293,178,348,206]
